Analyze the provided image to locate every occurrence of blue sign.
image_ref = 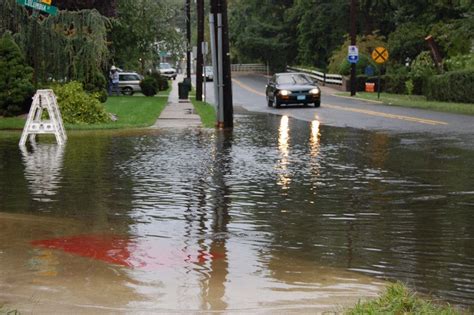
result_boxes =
[365,65,375,76]
[348,55,359,64]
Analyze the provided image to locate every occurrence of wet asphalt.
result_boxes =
[202,72,474,139]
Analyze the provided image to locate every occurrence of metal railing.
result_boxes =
[287,66,344,86]
[231,63,268,72]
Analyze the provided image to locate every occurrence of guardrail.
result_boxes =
[231,63,268,73]
[286,66,344,86]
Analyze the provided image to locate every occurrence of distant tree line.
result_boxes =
[228,0,473,102]
[229,0,473,72]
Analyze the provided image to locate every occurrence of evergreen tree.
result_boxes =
[0,32,34,116]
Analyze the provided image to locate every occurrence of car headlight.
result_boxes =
[279,90,291,96]
[309,88,320,95]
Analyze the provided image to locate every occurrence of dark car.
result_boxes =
[266,73,321,108]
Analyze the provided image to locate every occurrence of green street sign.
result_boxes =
[16,0,58,16]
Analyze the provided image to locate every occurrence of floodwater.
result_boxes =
[0,113,473,313]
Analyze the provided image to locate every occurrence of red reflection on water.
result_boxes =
[31,235,134,267]
[31,235,223,269]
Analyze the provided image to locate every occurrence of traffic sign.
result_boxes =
[348,45,359,56]
[372,47,389,64]
[39,0,51,4]
[347,45,359,64]
[348,55,359,64]
[16,0,58,16]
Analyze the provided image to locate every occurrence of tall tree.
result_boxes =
[109,0,184,73]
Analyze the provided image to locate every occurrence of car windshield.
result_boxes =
[276,74,312,85]
[205,66,213,73]
[160,63,172,69]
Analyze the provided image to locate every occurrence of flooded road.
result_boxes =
[1,112,473,313]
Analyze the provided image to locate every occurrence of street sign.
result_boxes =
[348,45,359,64]
[348,55,359,64]
[16,0,58,16]
[365,65,375,76]
[372,47,389,64]
[39,0,51,4]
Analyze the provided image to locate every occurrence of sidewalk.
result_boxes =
[152,75,202,128]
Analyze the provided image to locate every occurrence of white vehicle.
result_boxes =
[159,63,177,80]
[118,72,143,95]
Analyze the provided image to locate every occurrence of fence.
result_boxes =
[286,66,344,87]
[231,63,268,73]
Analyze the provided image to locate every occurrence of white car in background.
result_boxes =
[159,63,177,80]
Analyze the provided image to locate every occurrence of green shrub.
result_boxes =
[0,32,34,116]
[444,53,474,71]
[405,79,414,95]
[139,76,158,96]
[83,71,108,103]
[426,70,474,103]
[52,81,110,124]
[383,74,408,94]
[149,71,169,91]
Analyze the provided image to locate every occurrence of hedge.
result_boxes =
[425,70,474,103]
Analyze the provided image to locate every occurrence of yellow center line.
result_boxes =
[232,78,266,96]
[324,104,448,126]
[232,77,448,126]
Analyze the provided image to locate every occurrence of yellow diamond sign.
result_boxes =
[372,47,389,64]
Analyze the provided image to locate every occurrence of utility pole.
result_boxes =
[220,0,233,128]
[186,0,191,79]
[350,0,357,96]
[210,0,233,128]
[196,0,204,101]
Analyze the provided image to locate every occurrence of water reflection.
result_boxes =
[199,130,231,311]
[0,112,473,310]
[20,142,65,202]
[277,115,291,190]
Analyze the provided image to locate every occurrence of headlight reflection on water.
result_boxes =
[277,115,291,190]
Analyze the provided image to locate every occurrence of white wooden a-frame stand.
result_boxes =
[19,89,67,146]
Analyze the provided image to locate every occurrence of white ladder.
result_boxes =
[19,89,67,146]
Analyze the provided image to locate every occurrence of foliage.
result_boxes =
[289,0,349,69]
[387,22,428,65]
[52,0,117,17]
[346,282,462,314]
[328,34,386,74]
[229,0,295,71]
[430,19,474,58]
[110,0,183,73]
[139,76,158,97]
[425,70,474,103]
[1,0,110,92]
[0,32,34,116]
[444,53,474,71]
[411,51,438,77]
[149,71,169,91]
[52,81,110,124]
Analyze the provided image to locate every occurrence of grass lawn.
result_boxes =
[190,99,217,128]
[0,95,168,131]
[346,282,466,315]
[336,92,474,116]
[188,87,217,128]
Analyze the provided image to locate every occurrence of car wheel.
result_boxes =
[122,87,134,96]
[314,101,321,108]
[267,97,273,107]
[273,98,281,108]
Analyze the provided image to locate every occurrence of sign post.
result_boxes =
[371,47,389,99]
